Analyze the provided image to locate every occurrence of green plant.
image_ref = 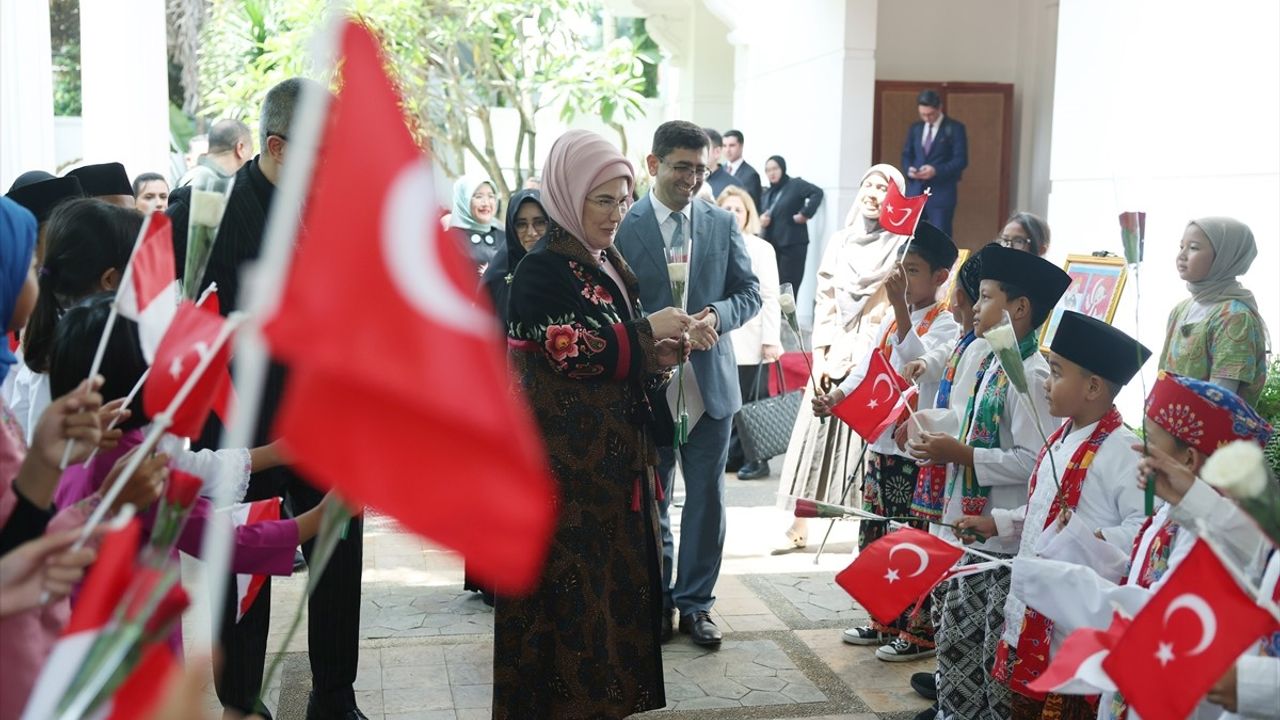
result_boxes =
[1258,357,1280,479]
[50,0,81,117]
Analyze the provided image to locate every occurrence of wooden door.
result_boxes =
[872,81,1014,252]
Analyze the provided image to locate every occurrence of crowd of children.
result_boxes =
[809,197,1273,720]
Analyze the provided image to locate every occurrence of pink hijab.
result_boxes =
[541,129,634,245]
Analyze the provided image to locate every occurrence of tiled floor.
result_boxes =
[183,472,936,719]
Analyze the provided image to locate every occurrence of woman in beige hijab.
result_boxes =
[775,164,909,549]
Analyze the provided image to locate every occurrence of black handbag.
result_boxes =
[733,361,802,463]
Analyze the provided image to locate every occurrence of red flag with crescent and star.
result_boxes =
[259,19,556,593]
[142,300,234,439]
[878,182,929,237]
[836,526,963,625]
[1103,541,1279,720]
[832,349,917,442]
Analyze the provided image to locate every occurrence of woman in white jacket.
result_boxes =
[717,186,782,480]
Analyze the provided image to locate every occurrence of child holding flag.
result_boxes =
[908,245,1070,720]
[1012,372,1274,719]
[984,311,1152,719]
[812,222,959,659]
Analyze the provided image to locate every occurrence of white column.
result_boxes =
[0,0,56,188]
[79,0,170,182]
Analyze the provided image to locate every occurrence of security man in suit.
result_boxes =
[900,89,968,237]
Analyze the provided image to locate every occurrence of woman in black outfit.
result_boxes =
[759,155,824,294]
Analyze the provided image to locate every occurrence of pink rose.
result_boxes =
[545,324,580,363]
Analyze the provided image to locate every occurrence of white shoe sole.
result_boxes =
[842,630,888,646]
[875,645,937,662]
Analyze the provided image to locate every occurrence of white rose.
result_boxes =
[667,262,687,282]
[190,188,228,227]
[1201,440,1268,499]
[984,322,1017,353]
[778,292,796,315]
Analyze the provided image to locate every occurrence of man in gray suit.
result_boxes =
[616,120,761,647]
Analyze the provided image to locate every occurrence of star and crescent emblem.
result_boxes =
[1154,593,1217,667]
[884,541,930,584]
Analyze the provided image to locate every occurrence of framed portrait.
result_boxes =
[1039,254,1129,351]
[939,248,971,307]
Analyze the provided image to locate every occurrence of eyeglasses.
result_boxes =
[586,196,631,215]
[514,218,548,233]
[662,160,710,179]
[998,235,1032,250]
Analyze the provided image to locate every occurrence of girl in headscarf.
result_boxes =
[1159,217,1268,405]
[495,129,691,720]
[776,163,908,551]
[759,155,825,293]
[449,174,505,269]
[479,188,547,328]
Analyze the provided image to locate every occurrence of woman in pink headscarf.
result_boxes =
[494,130,690,719]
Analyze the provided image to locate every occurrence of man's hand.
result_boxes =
[762,344,783,363]
[0,529,97,617]
[917,165,937,180]
[909,431,969,466]
[688,308,719,350]
[792,213,808,225]
[759,213,772,229]
[1132,442,1195,505]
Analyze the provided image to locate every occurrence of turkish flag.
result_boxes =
[116,212,178,363]
[836,526,963,625]
[229,497,281,621]
[879,182,929,237]
[260,20,555,593]
[1027,613,1129,696]
[143,301,235,439]
[1103,541,1280,719]
[832,349,916,441]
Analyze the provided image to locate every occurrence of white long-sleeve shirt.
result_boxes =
[995,420,1148,650]
[939,349,1055,554]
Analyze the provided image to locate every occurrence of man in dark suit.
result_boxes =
[900,89,968,237]
[167,78,367,720]
[723,129,762,209]
[702,128,743,200]
[616,120,761,648]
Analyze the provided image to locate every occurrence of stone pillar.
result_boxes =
[79,0,170,182]
[0,0,55,187]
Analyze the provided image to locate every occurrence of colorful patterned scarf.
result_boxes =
[994,407,1124,698]
[1111,513,1182,720]
[910,331,977,521]
[949,331,1038,516]
[878,302,946,357]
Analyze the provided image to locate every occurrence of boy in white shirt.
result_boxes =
[813,222,959,661]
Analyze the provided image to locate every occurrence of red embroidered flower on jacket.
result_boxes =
[545,324,580,363]
[582,283,614,306]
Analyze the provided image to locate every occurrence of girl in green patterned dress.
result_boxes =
[1159,217,1269,406]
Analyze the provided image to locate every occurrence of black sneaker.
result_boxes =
[876,637,936,662]
[910,671,937,700]
[841,626,890,646]
[913,703,939,720]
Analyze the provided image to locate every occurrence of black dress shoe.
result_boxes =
[660,609,675,642]
[306,692,368,720]
[679,610,723,646]
[910,671,937,700]
[736,461,771,480]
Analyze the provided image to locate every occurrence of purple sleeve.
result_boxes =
[175,498,300,576]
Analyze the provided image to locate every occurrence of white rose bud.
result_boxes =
[984,322,1017,353]
[1201,440,1268,499]
[667,262,687,281]
[190,188,229,227]
[778,292,796,315]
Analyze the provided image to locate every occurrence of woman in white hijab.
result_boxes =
[775,163,909,549]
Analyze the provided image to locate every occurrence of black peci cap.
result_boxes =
[979,245,1071,317]
[4,176,85,222]
[66,162,134,197]
[1050,310,1152,385]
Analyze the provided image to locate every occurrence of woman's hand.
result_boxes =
[909,432,970,467]
[30,377,105,471]
[0,528,97,617]
[812,389,845,417]
[655,337,688,368]
[99,450,169,514]
[97,398,129,451]
[1131,442,1195,505]
[648,306,691,340]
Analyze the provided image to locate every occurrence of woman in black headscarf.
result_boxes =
[758,155,824,293]
[480,189,548,326]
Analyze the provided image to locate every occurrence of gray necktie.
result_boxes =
[669,212,685,253]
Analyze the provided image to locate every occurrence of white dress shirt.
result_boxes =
[649,189,693,253]
[921,114,946,150]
